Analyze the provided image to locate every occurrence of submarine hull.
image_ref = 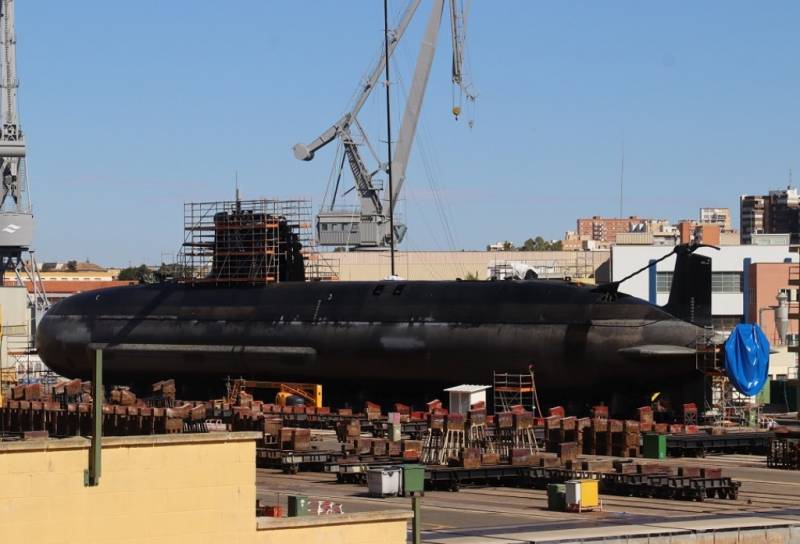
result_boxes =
[37,280,704,407]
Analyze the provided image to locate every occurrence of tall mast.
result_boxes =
[384,0,395,276]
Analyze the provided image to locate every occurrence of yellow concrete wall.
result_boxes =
[0,432,411,544]
[328,250,610,281]
[0,433,259,543]
[255,514,410,544]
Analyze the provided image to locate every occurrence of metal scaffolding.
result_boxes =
[179,198,338,285]
[696,326,754,426]
[493,370,541,416]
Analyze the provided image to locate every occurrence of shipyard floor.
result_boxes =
[256,453,800,542]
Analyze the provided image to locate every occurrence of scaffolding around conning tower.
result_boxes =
[179,197,338,285]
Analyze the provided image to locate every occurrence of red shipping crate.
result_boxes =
[481,452,500,465]
[678,466,701,478]
[559,442,578,462]
[446,413,465,430]
[469,409,486,425]
[497,412,514,429]
[544,415,562,431]
[638,463,672,475]
[402,450,420,461]
[426,399,442,411]
[262,506,283,517]
[511,449,533,466]
[428,413,445,430]
[515,412,534,430]
[561,416,577,431]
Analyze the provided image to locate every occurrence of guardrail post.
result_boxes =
[412,494,421,544]
[84,348,102,486]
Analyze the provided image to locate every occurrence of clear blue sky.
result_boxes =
[18,1,800,265]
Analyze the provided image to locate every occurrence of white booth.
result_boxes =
[445,384,491,415]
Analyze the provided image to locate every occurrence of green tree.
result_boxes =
[519,237,563,251]
[463,270,480,281]
[66,260,77,272]
[118,264,150,281]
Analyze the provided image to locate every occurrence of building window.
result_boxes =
[656,272,673,293]
[711,272,743,293]
[657,271,742,294]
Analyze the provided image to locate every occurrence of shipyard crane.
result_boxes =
[294,0,475,248]
[0,0,49,315]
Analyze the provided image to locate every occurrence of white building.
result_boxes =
[611,245,797,331]
[699,207,732,230]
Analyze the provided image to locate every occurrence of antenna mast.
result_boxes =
[618,137,625,217]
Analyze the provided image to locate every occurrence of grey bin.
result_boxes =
[367,467,402,497]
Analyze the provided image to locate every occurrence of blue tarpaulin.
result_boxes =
[724,324,770,396]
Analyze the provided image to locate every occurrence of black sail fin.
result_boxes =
[662,246,713,327]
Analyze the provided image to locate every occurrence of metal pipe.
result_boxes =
[758,305,779,344]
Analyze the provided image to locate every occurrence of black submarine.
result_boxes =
[36,237,714,409]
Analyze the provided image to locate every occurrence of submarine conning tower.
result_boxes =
[180,198,312,286]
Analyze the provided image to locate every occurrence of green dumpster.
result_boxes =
[643,433,667,459]
[756,377,771,405]
[402,464,425,496]
[547,483,566,511]
[287,495,309,517]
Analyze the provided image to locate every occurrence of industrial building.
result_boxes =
[327,249,610,281]
[611,244,798,379]
[576,216,653,244]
